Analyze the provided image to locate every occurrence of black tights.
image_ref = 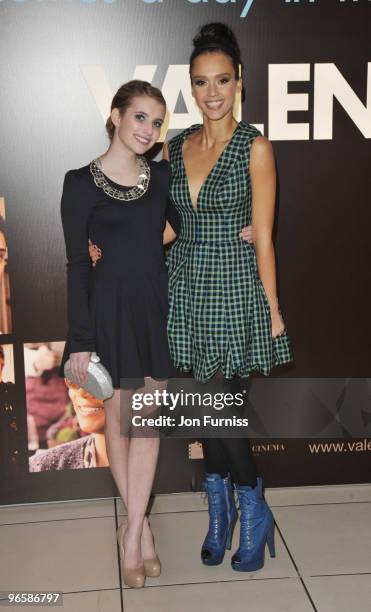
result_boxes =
[200,371,258,488]
[202,437,257,488]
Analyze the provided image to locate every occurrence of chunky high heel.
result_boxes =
[231,477,276,572]
[266,523,276,558]
[116,523,146,588]
[201,473,238,566]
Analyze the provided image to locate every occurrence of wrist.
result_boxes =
[269,299,280,314]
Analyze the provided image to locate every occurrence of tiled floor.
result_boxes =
[1,484,371,611]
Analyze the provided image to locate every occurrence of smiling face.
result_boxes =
[111,95,166,155]
[65,380,105,435]
[190,51,242,122]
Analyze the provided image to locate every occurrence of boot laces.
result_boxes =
[202,484,224,544]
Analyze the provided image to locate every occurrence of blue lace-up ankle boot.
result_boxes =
[231,477,276,572]
[201,473,238,566]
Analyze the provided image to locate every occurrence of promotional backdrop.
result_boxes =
[0,0,370,505]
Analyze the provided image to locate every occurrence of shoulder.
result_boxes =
[61,164,95,213]
[167,125,200,151]
[149,158,171,183]
[238,121,264,141]
[167,131,185,149]
[29,437,87,472]
[238,122,273,158]
[63,164,92,189]
[248,136,275,177]
[250,135,274,160]
[149,158,170,174]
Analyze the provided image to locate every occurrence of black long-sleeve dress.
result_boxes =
[59,159,179,389]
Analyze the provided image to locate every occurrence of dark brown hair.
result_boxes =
[106,80,166,140]
[190,22,242,80]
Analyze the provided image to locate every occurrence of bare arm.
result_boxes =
[163,222,177,245]
[250,136,285,336]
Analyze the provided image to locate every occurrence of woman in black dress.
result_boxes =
[59,81,180,588]
[91,24,293,575]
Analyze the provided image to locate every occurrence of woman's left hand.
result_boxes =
[88,239,102,267]
[270,307,286,338]
[239,224,254,243]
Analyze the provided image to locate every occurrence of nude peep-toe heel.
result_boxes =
[116,522,146,588]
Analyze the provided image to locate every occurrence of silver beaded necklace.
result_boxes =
[89,155,150,201]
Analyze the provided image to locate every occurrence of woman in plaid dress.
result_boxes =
[89,24,293,574]
[163,23,293,572]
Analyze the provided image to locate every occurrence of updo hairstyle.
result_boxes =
[189,22,242,80]
[105,80,166,141]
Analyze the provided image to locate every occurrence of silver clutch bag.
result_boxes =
[64,353,114,400]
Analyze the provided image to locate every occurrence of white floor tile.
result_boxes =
[0,517,120,592]
[1,483,369,611]
[266,483,371,507]
[273,502,371,576]
[0,499,115,525]
[0,590,122,612]
[124,577,313,612]
[61,589,121,612]
[117,510,297,589]
[304,574,371,612]
[116,482,371,518]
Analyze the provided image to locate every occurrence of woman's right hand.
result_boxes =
[270,307,286,339]
[88,239,102,267]
[239,224,254,243]
[69,351,91,385]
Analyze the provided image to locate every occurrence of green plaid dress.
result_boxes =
[166,121,293,382]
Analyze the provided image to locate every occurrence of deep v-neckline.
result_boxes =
[181,122,241,211]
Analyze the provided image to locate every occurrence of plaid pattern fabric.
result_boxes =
[166,121,293,382]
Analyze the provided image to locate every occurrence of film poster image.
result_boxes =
[0,344,18,476]
[25,341,109,472]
